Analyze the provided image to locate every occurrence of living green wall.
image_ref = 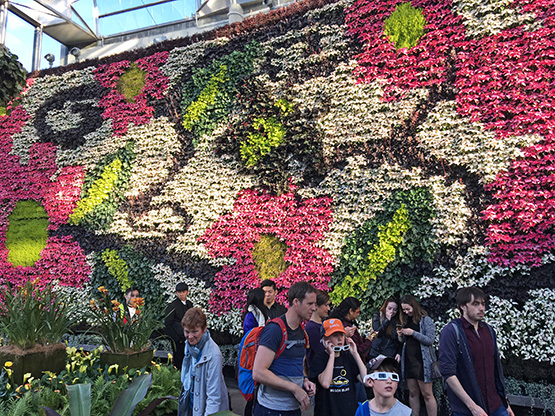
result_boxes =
[0,0,554,382]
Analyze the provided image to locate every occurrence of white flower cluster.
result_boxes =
[452,0,538,39]
[291,61,428,157]
[304,0,355,20]
[151,129,258,263]
[417,100,541,184]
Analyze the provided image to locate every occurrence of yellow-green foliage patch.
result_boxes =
[6,200,49,267]
[252,234,289,281]
[101,248,131,291]
[384,2,427,50]
[117,62,147,103]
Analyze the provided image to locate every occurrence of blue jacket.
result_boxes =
[438,319,508,415]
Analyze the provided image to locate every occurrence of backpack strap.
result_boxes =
[270,317,289,360]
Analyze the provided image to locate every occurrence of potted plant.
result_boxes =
[89,287,163,370]
[0,279,76,384]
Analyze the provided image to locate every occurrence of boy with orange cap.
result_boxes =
[308,318,367,416]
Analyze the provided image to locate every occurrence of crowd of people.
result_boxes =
[150,279,513,416]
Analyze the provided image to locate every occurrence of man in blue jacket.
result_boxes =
[439,287,514,416]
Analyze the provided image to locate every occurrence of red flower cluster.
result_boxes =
[200,185,334,313]
[94,52,169,136]
[346,0,465,100]
[0,107,90,287]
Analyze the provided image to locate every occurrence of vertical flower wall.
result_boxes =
[0,0,553,380]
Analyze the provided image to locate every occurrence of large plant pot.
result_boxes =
[0,343,66,384]
[99,349,154,372]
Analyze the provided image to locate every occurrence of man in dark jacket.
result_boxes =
[439,287,514,416]
[164,282,193,370]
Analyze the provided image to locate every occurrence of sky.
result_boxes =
[4,0,196,72]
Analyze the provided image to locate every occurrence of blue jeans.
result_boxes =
[453,405,509,416]
[252,403,301,416]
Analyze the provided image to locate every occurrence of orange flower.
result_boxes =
[129,297,144,308]
[111,300,121,307]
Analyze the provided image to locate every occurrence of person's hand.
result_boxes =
[293,385,310,410]
[367,330,378,341]
[304,378,316,397]
[395,354,401,362]
[507,405,515,416]
[344,325,356,338]
[347,337,358,355]
[399,328,414,336]
[469,404,487,416]
[386,310,394,320]
[323,339,335,355]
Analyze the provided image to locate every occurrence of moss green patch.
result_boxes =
[116,62,146,103]
[6,200,49,267]
[384,2,427,50]
[252,234,289,281]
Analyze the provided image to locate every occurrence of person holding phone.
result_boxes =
[397,295,437,416]
[308,319,367,416]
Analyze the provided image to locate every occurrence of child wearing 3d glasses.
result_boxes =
[308,318,367,416]
[356,356,413,416]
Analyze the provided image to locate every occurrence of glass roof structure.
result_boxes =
[1,0,199,70]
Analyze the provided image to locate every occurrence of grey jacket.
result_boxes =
[400,315,437,383]
[178,332,229,416]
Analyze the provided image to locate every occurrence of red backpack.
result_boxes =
[237,318,309,401]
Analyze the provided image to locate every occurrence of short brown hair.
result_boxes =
[456,287,487,312]
[181,307,207,330]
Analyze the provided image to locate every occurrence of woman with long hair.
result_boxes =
[398,295,437,416]
[242,287,269,334]
[369,296,402,361]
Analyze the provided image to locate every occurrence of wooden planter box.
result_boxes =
[99,349,154,373]
[0,343,66,385]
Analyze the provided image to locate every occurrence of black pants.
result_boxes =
[172,339,185,370]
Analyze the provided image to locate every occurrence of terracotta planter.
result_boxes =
[99,349,154,372]
[0,343,66,384]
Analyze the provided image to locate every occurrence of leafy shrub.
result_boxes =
[0,46,26,109]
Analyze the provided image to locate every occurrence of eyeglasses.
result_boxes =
[332,345,350,352]
[365,372,400,382]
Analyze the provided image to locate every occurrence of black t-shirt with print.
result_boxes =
[309,349,360,416]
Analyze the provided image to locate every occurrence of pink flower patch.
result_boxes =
[94,52,169,136]
[0,107,90,287]
[200,186,334,314]
[346,0,465,100]
[483,133,555,267]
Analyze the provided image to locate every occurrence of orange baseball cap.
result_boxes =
[322,319,346,337]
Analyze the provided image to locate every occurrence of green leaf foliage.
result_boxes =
[181,41,261,140]
[330,188,437,316]
[0,45,27,108]
[116,62,146,103]
[67,384,92,416]
[70,142,135,230]
[5,200,49,267]
[101,249,132,292]
[110,373,151,416]
[384,2,427,50]
[90,246,164,312]
[252,234,289,281]
[240,116,287,167]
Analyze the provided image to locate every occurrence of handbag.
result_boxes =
[432,361,442,379]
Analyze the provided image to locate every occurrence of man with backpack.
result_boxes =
[251,281,317,416]
[438,287,514,416]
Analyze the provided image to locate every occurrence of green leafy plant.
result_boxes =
[116,62,146,103]
[0,280,76,350]
[5,200,49,267]
[252,234,289,281]
[101,249,132,292]
[0,45,27,109]
[384,2,427,50]
[89,287,163,353]
[241,116,287,166]
[330,188,437,315]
